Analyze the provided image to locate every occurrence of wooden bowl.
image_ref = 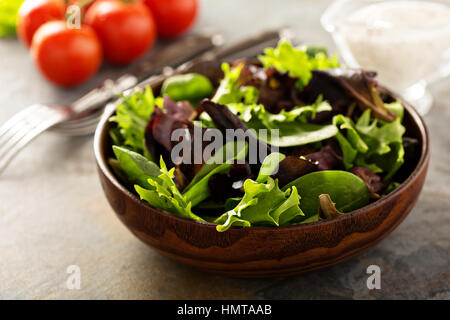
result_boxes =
[94,60,430,278]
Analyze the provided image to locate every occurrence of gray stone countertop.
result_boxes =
[0,0,448,299]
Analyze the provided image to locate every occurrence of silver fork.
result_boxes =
[0,104,70,174]
[0,76,134,175]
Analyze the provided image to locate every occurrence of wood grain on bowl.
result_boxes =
[94,60,429,278]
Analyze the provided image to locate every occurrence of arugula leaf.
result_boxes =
[135,157,205,222]
[214,177,304,232]
[109,87,156,157]
[112,146,161,189]
[258,40,339,88]
[0,0,24,38]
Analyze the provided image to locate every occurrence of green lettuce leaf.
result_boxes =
[258,40,339,88]
[333,114,368,169]
[182,141,249,207]
[109,87,156,157]
[182,163,232,208]
[214,177,304,232]
[333,105,406,179]
[355,109,405,156]
[183,140,248,192]
[112,146,161,189]
[135,157,205,222]
[212,63,259,105]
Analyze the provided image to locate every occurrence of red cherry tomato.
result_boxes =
[31,21,103,87]
[84,0,157,65]
[17,0,66,47]
[143,0,198,39]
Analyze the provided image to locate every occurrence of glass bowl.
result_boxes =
[321,0,450,115]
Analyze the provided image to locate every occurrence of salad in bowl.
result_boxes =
[106,40,420,233]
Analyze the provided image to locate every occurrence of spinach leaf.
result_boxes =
[112,146,161,189]
[283,170,370,217]
[182,163,232,207]
[183,140,248,192]
[135,157,205,222]
[214,177,304,232]
[229,99,338,147]
[181,141,248,207]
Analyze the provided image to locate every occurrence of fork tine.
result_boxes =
[0,106,55,146]
[0,104,44,138]
[0,107,57,159]
[0,113,64,174]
